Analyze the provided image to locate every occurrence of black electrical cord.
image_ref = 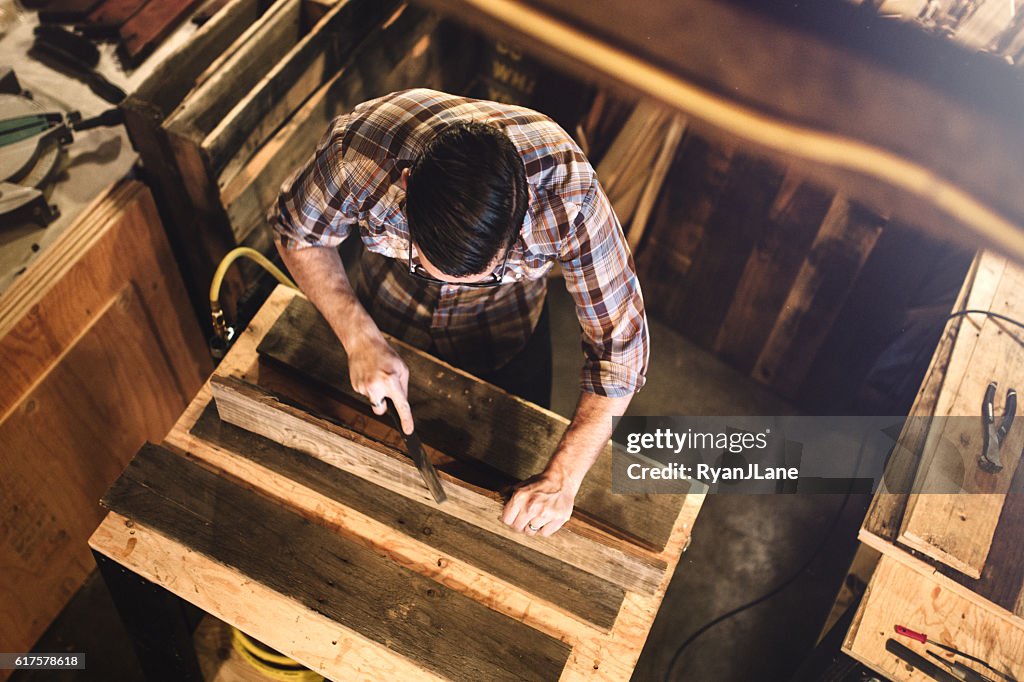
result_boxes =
[945,309,1024,331]
[662,488,853,681]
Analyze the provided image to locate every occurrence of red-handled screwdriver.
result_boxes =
[894,626,1017,682]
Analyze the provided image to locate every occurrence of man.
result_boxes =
[271,88,648,537]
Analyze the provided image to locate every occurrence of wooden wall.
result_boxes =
[0,181,210,659]
[636,128,972,413]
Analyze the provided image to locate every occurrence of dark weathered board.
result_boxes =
[257,296,684,551]
[190,402,625,629]
[103,444,571,681]
[752,197,884,397]
[672,153,785,349]
[84,0,148,32]
[635,133,734,330]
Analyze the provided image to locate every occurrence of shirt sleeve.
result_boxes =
[558,181,650,397]
[269,119,358,250]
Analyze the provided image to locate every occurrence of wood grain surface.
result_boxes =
[103,443,571,682]
[257,296,684,551]
[189,402,625,629]
[210,374,668,595]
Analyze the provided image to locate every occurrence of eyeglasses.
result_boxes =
[407,242,512,288]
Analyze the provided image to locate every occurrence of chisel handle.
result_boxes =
[895,625,928,644]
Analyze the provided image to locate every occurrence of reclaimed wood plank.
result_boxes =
[209,374,669,594]
[675,153,784,348]
[712,174,834,373]
[118,0,205,67]
[257,296,684,551]
[189,402,625,629]
[862,252,997,543]
[635,133,734,325]
[752,195,884,397]
[102,443,571,682]
[898,258,1024,578]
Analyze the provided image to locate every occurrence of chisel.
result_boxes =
[384,398,447,503]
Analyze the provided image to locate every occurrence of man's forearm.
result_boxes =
[545,391,633,494]
[274,242,381,352]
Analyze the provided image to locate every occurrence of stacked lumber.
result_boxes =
[594,98,686,251]
[121,0,452,321]
[0,181,208,665]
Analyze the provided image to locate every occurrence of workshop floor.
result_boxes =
[19,283,867,682]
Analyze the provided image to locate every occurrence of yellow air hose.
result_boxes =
[209,247,297,355]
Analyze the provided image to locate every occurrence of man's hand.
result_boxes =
[501,470,580,537]
[347,334,414,434]
[274,242,416,434]
[501,391,632,537]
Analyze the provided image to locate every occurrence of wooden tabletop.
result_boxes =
[89,285,705,681]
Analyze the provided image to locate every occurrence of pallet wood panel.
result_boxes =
[752,195,884,397]
[0,181,208,656]
[859,252,1024,618]
[843,554,1024,682]
[103,444,571,682]
[189,402,625,629]
[220,4,441,240]
[863,253,998,543]
[898,258,1024,578]
[209,374,668,595]
[635,133,735,323]
[95,283,703,681]
[712,174,834,373]
[257,296,684,551]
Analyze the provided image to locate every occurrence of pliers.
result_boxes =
[980,381,1016,474]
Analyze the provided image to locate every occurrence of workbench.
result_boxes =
[842,251,1024,680]
[88,285,705,681]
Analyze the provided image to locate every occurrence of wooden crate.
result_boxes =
[0,180,209,662]
[123,0,455,323]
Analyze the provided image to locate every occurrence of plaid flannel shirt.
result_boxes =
[271,89,648,397]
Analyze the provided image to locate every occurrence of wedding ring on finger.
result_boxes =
[528,522,543,532]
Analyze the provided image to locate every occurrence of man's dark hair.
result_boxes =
[406,121,528,277]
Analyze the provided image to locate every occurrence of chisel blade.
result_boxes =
[385,398,447,503]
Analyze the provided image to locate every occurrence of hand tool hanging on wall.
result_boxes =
[980,382,1016,473]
